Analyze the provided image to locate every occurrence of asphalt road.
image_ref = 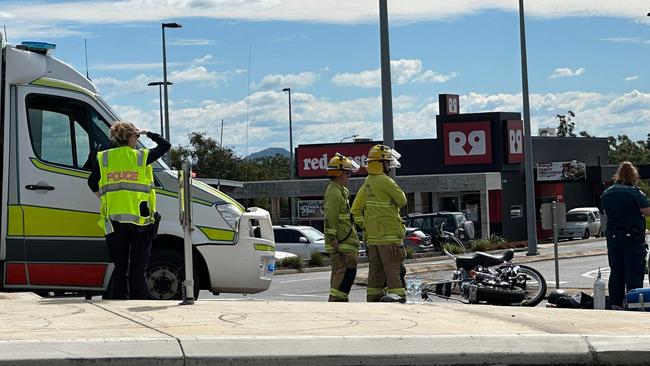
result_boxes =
[202,237,648,303]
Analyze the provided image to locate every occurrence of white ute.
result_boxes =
[0,34,275,299]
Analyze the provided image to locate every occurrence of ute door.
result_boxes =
[15,85,114,292]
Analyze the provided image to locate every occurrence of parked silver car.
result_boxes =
[558,208,602,240]
[272,225,326,259]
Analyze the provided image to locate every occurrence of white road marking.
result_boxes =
[279,294,328,298]
[582,268,611,280]
[582,267,649,286]
[280,276,330,284]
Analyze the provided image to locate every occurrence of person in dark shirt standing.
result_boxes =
[601,161,650,309]
[88,122,170,299]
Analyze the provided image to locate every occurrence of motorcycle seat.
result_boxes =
[455,249,514,269]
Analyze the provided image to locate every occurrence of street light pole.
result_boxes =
[518,0,538,256]
[340,134,359,143]
[162,22,182,164]
[147,81,173,136]
[282,88,294,179]
[379,0,395,178]
[282,87,295,224]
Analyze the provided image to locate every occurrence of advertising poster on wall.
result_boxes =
[537,161,586,181]
[298,200,325,219]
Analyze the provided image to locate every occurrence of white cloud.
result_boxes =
[252,71,320,90]
[599,37,650,44]
[100,87,650,158]
[624,75,639,81]
[169,65,224,84]
[93,62,177,71]
[413,70,460,83]
[170,38,215,46]
[332,59,457,88]
[94,64,240,95]
[547,67,586,79]
[93,54,215,72]
[1,0,648,30]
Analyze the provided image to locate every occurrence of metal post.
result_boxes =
[379,0,395,179]
[179,161,195,304]
[158,85,164,136]
[283,88,295,224]
[162,26,171,165]
[218,118,224,191]
[518,0,538,256]
[552,200,560,289]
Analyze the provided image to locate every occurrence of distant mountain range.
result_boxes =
[246,147,290,160]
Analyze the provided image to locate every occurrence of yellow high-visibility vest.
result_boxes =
[97,146,156,234]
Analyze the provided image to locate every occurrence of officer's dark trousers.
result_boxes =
[104,221,153,300]
[606,230,647,307]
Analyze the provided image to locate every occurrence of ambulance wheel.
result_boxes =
[147,248,200,300]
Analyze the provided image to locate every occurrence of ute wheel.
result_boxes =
[476,286,527,305]
[147,248,200,300]
[582,229,590,240]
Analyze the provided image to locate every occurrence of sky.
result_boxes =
[1,0,649,156]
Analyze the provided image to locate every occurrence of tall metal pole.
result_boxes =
[518,0,538,255]
[162,25,171,164]
[218,118,224,191]
[283,88,295,224]
[158,85,164,136]
[288,90,294,180]
[379,0,395,178]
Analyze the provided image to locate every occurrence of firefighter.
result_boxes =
[87,121,170,300]
[324,153,361,302]
[601,161,650,308]
[351,144,407,302]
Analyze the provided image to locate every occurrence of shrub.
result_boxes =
[443,243,465,254]
[281,256,304,270]
[470,239,493,252]
[309,252,325,267]
[488,234,506,245]
[405,247,415,259]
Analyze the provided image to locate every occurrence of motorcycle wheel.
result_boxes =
[476,286,527,305]
[514,265,547,307]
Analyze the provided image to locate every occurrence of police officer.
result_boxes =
[87,121,170,299]
[324,153,361,302]
[601,161,650,309]
[351,144,407,302]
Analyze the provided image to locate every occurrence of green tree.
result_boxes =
[556,111,576,137]
[170,132,290,182]
[608,135,650,165]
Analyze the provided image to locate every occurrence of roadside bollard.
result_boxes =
[179,161,195,305]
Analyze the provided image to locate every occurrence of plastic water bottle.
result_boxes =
[414,276,422,304]
[593,267,606,310]
[405,277,415,304]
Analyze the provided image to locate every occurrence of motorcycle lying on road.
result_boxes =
[421,226,547,307]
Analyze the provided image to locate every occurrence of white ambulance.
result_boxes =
[0,33,276,299]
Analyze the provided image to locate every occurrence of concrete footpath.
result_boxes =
[1,293,649,365]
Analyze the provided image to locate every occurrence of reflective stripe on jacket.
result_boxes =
[97,146,156,234]
[324,181,360,253]
[351,173,406,245]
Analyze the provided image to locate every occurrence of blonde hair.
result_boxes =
[613,161,639,185]
[110,121,138,146]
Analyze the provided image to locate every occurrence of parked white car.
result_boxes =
[559,207,602,240]
[272,225,326,259]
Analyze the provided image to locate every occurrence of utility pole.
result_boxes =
[379,0,395,178]
[518,0,538,255]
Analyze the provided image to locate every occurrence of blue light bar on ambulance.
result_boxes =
[20,41,56,56]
